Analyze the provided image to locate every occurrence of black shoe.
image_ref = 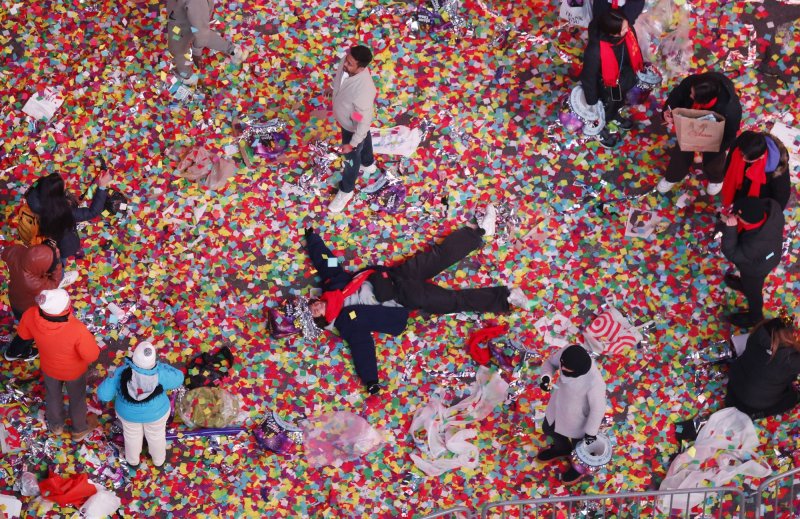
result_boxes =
[727,312,762,329]
[366,381,381,395]
[598,130,618,149]
[4,347,38,362]
[614,116,634,132]
[723,273,743,292]
[536,447,571,462]
[561,466,588,484]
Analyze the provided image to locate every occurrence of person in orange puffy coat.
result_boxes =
[17,289,100,440]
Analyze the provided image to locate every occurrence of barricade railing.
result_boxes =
[753,466,800,519]
[416,505,475,519]
[478,487,747,519]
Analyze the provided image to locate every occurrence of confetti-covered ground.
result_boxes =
[1,0,799,517]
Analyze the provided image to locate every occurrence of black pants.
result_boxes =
[5,307,34,357]
[339,128,374,193]
[391,227,510,314]
[727,272,767,320]
[543,419,579,456]
[663,146,727,183]
[725,388,800,420]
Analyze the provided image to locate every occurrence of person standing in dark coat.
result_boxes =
[25,171,112,263]
[592,0,646,25]
[657,72,742,196]
[580,10,646,149]
[726,315,800,419]
[303,206,529,394]
[720,131,792,210]
[720,198,784,328]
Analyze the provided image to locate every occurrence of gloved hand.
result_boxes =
[583,434,597,445]
[539,375,551,392]
[304,227,315,239]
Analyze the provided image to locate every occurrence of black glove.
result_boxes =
[539,375,551,392]
[583,434,597,445]
[304,227,315,240]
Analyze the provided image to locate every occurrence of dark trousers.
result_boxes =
[43,372,88,432]
[339,128,375,193]
[543,419,579,456]
[727,272,768,320]
[663,146,727,183]
[725,388,800,420]
[5,307,34,357]
[391,227,510,314]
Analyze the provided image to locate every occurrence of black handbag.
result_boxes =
[184,346,235,390]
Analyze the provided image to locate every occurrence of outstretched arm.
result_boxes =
[304,228,350,288]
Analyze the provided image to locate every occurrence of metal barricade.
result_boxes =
[479,487,747,518]
[754,466,800,519]
[417,506,475,519]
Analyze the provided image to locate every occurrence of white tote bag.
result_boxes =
[560,0,593,28]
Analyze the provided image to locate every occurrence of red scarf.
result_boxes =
[720,148,767,206]
[692,97,717,110]
[320,270,375,323]
[738,214,767,233]
[600,31,644,87]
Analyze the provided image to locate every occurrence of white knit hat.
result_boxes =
[131,341,157,369]
[36,289,70,315]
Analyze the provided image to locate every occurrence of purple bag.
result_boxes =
[267,302,301,339]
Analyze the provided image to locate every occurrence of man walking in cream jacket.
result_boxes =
[328,45,378,213]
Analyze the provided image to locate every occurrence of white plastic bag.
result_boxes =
[79,484,121,519]
[659,408,771,511]
[302,411,386,468]
[559,0,593,28]
[409,367,509,476]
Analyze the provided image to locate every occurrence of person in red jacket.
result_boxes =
[17,289,100,440]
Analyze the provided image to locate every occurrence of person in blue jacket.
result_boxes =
[98,341,184,469]
[302,206,529,395]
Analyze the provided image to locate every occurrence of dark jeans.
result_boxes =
[663,146,727,183]
[542,419,580,456]
[391,227,511,314]
[44,372,88,432]
[725,387,800,420]
[727,272,768,320]
[339,128,374,194]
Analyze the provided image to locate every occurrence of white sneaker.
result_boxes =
[706,182,723,196]
[656,178,677,194]
[328,190,355,213]
[354,0,365,8]
[478,204,497,236]
[507,287,529,310]
[58,271,79,289]
[177,73,198,86]
[361,163,377,176]
[230,45,249,65]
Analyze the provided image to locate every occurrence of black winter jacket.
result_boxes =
[592,0,646,24]
[720,199,784,277]
[724,134,792,210]
[727,320,800,411]
[26,187,108,260]
[580,23,639,106]
[663,72,742,151]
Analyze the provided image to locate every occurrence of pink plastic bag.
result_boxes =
[302,411,386,468]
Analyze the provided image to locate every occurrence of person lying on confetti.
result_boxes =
[302,205,529,395]
[725,311,800,420]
